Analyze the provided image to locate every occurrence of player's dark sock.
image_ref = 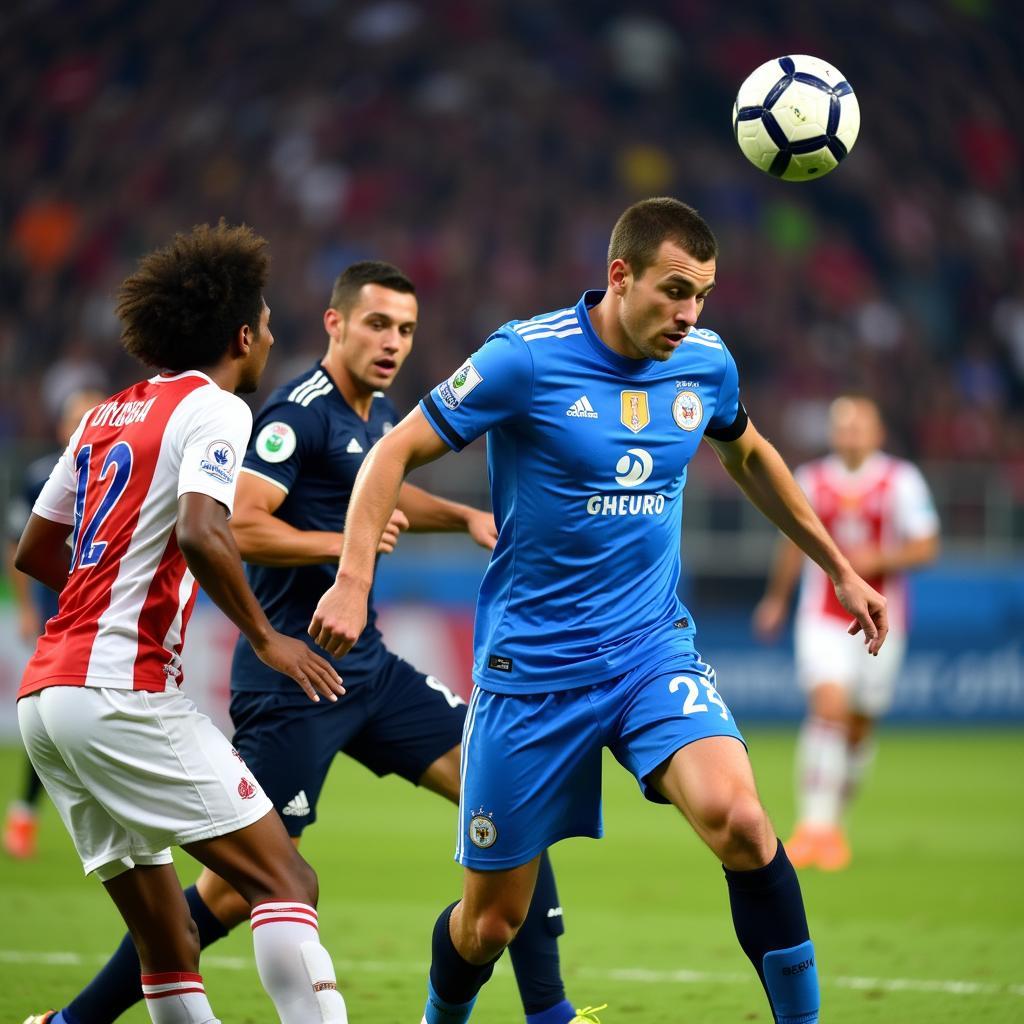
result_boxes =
[723,840,820,1024]
[23,762,45,807]
[63,884,229,1024]
[509,851,572,1021]
[424,902,500,1023]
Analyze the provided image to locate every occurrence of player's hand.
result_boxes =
[252,631,346,703]
[377,509,409,554]
[752,595,787,642]
[465,509,498,550]
[308,576,370,659]
[833,571,888,656]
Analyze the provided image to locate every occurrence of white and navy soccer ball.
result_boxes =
[732,55,860,181]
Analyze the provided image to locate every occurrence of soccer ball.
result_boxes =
[732,55,860,181]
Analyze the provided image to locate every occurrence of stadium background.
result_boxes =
[1,2,1022,1022]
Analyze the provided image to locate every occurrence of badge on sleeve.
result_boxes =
[200,441,237,484]
[438,359,483,410]
[255,421,297,463]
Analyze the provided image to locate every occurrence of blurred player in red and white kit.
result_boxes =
[754,395,939,870]
[16,223,349,1024]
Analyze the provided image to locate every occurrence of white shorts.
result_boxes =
[18,685,273,881]
[795,617,907,717]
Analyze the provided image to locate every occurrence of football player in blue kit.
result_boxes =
[310,200,889,1024]
[32,262,585,1024]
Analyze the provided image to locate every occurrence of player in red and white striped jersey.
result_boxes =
[16,223,349,1024]
[754,395,939,870]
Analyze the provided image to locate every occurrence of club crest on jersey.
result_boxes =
[256,421,297,463]
[200,441,236,484]
[469,809,498,849]
[237,777,257,800]
[672,390,703,431]
[438,359,483,410]
[620,390,650,433]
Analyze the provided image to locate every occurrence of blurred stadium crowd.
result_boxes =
[3,0,1022,478]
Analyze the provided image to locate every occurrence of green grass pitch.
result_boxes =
[1,729,1022,1022]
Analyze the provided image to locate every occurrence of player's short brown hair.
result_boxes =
[607,197,718,276]
[116,221,269,371]
[329,260,416,314]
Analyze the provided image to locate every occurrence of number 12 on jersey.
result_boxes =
[70,442,134,571]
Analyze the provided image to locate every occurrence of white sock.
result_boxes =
[796,717,848,827]
[841,737,877,812]
[140,972,219,1023]
[250,901,348,1023]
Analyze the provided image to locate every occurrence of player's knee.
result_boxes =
[471,904,526,957]
[700,792,772,866]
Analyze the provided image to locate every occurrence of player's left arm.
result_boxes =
[706,419,888,654]
[397,483,496,550]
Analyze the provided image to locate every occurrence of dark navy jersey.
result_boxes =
[8,451,62,622]
[231,363,397,693]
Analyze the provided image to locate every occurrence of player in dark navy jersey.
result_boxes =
[48,262,585,1024]
[311,201,889,1024]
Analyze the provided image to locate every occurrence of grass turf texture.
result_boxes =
[1,729,1022,1023]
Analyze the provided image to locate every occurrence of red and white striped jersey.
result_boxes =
[796,453,938,631]
[18,371,252,698]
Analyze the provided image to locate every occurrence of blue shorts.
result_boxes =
[457,650,745,869]
[231,654,466,837]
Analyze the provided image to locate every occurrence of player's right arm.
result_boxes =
[309,409,449,657]
[752,537,804,641]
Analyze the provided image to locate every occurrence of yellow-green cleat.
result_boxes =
[569,1006,608,1024]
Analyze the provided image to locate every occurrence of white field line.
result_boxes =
[0,950,1021,1000]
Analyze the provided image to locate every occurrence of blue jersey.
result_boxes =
[419,290,747,695]
[231,364,396,693]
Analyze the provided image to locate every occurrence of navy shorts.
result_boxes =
[457,647,746,869]
[230,654,467,836]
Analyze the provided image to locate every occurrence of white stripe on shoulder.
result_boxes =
[519,326,584,341]
[297,380,334,407]
[520,315,579,336]
[683,334,722,350]
[240,467,290,494]
[288,370,326,403]
[512,308,575,333]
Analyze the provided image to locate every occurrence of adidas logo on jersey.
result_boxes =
[566,395,598,419]
[282,790,311,816]
[346,438,364,454]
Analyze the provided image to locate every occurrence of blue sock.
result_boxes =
[64,884,229,1024]
[525,999,576,1024]
[424,902,500,1023]
[723,841,819,1024]
[510,851,570,1019]
[423,977,479,1024]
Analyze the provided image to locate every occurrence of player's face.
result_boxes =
[328,284,418,392]
[615,240,716,361]
[829,397,884,465]
[237,300,274,394]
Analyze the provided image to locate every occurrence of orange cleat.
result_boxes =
[815,826,852,872]
[785,823,851,871]
[4,804,39,860]
[784,823,822,869]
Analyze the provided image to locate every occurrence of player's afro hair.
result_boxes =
[608,197,718,275]
[116,221,269,372]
